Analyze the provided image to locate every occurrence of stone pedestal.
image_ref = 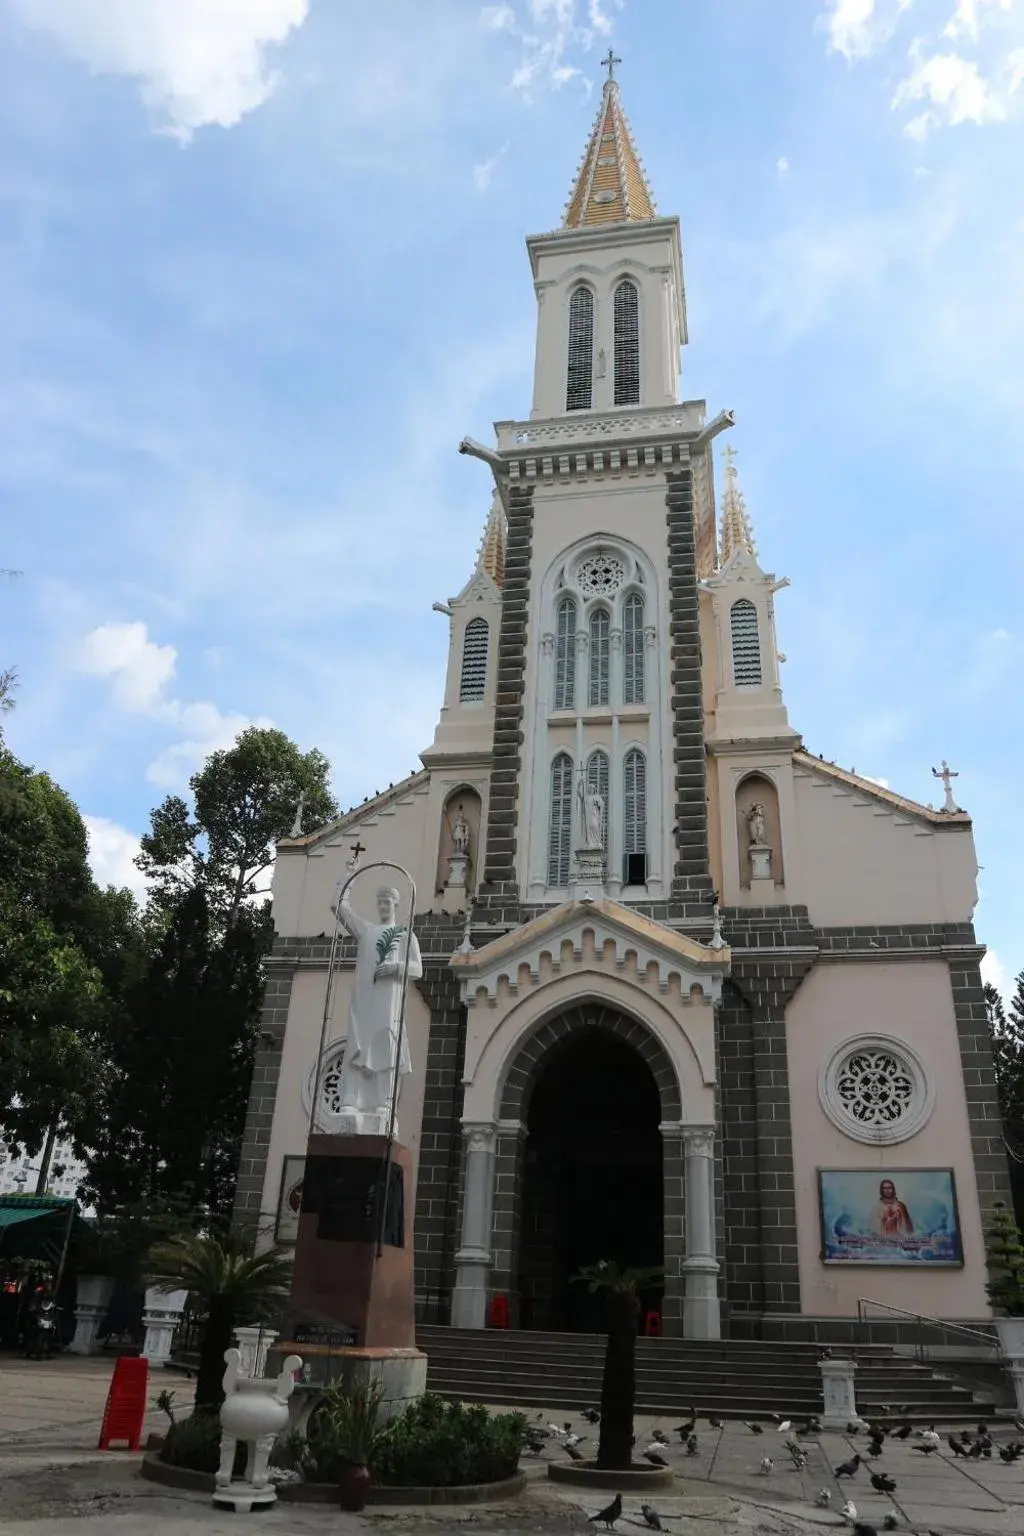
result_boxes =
[68,1274,114,1356]
[570,846,605,901]
[681,1125,721,1340]
[142,1287,188,1367]
[994,1318,1024,1413]
[820,1357,858,1429]
[233,1326,278,1380]
[750,843,772,882]
[280,1134,425,1396]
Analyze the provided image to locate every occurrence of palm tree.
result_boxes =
[145,1233,292,1411]
[575,1260,664,1470]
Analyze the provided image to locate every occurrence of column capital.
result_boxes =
[682,1123,716,1157]
[461,1120,497,1154]
[496,1118,528,1142]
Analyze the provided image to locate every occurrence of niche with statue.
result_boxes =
[435,787,482,908]
[735,773,783,890]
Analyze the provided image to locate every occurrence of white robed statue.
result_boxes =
[328,881,423,1137]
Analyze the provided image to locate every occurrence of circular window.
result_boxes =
[819,1035,934,1145]
[576,552,627,597]
[302,1042,346,1130]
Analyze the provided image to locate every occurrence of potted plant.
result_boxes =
[985,1202,1024,1366]
[307,1381,385,1511]
[574,1260,664,1470]
[144,1233,292,1412]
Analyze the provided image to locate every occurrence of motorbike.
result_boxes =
[22,1298,61,1359]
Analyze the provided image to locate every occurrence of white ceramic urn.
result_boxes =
[220,1377,292,1447]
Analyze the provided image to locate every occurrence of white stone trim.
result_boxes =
[818,1032,935,1145]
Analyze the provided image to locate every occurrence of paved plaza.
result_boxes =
[1,1355,1023,1535]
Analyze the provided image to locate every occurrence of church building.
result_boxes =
[235,67,1009,1340]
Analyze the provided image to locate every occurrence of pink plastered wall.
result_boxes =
[786,961,991,1319]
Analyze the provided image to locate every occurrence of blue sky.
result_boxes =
[1,0,1021,990]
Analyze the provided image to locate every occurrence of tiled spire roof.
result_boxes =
[718,444,757,566]
[563,63,656,230]
[476,494,506,587]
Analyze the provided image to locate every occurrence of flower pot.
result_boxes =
[338,1463,372,1512]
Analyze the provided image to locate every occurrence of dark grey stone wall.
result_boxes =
[477,484,534,925]
[949,950,1015,1216]
[232,956,298,1243]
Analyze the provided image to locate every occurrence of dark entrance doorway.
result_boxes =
[518,1028,663,1332]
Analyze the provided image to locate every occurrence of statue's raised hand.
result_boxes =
[374,960,400,982]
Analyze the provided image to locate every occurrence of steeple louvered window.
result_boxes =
[566,287,595,412]
[548,752,574,887]
[586,749,610,854]
[623,591,645,704]
[459,616,489,701]
[554,596,577,710]
[623,747,647,884]
[730,598,762,686]
[588,607,610,706]
[613,279,640,406]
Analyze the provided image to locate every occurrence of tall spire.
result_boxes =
[475,493,506,588]
[563,53,656,229]
[718,445,757,566]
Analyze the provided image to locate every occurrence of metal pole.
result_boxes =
[53,1199,76,1297]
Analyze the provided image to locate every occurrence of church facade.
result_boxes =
[234,73,1009,1340]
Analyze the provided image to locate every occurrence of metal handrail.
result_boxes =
[857,1296,1000,1361]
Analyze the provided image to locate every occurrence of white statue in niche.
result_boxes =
[328,882,423,1136]
[747,802,768,847]
[450,805,471,858]
[577,776,605,852]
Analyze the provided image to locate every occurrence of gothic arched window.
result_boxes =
[459,616,489,701]
[548,752,574,886]
[566,287,595,412]
[589,607,610,707]
[554,596,577,710]
[613,279,640,407]
[623,591,645,704]
[623,747,647,880]
[586,749,610,854]
[730,598,762,686]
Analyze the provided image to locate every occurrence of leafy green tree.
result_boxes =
[574,1260,663,1470]
[137,727,336,926]
[985,977,1024,1224]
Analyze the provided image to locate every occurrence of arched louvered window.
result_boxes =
[613,279,640,407]
[623,592,645,704]
[548,752,574,887]
[566,287,594,412]
[459,616,489,701]
[553,596,577,710]
[586,749,610,854]
[623,747,647,870]
[589,607,610,707]
[730,598,762,686]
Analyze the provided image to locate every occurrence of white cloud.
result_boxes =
[864,774,891,787]
[944,0,1012,43]
[777,155,791,174]
[479,3,516,29]
[77,620,273,786]
[8,0,309,139]
[483,0,618,93]
[473,145,508,191]
[83,814,147,899]
[893,47,1008,134]
[823,0,912,62]
[982,946,1009,997]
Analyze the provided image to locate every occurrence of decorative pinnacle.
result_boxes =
[719,444,758,567]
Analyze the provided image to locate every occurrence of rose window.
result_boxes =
[319,1046,346,1116]
[819,1035,933,1145]
[576,553,627,598]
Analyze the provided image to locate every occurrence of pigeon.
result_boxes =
[565,1433,586,1450]
[674,1411,697,1437]
[759,1456,773,1475]
[651,1429,669,1446]
[917,1427,940,1449]
[643,1449,669,1468]
[867,1439,884,1459]
[977,1422,989,1437]
[835,1454,861,1479]
[893,1423,914,1440]
[870,1473,897,1494]
[776,1419,793,1433]
[589,1494,622,1528]
[882,1516,900,1532]
[686,1436,699,1456]
[744,1420,763,1435]
[525,1438,546,1456]
[814,1489,832,1508]
[583,1408,601,1425]
[966,1440,984,1459]
[708,1415,723,1430]
[547,1423,564,1438]
[912,1444,938,1456]
[640,1505,662,1530]
[852,1525,878,1536]
[841,1500,858,1525]
[564,1422,574,1434]
[565,1444,584,1462]
[947,1435,966,1457]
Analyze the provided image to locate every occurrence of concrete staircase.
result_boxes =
[418,1326,988,1421]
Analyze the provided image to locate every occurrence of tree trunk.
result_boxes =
[596,1290,637,1470]
[194,1299,234,1413]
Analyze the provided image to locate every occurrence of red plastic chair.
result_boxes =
[643,1309,662,1338]
[488,1294,509,1329]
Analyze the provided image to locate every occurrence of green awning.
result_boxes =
[0,1197,77,1259]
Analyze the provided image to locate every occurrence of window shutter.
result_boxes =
[459,617,489,701]
[548,753,574,886]
[566,287,595,412]
[623,592,645,704]
[586,749,610,853]
[589,607,610,706]
[554,597,577,710]
[613,280,640,407]
[730,599,762,686]
[623,748,647,856]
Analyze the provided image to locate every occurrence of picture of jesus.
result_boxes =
[869,1178,913,1240]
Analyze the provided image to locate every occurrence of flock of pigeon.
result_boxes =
[524,1405,1024,1536]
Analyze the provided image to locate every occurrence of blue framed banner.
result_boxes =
[818,1168,963,1266]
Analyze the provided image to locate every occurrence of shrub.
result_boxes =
[985,1201,1024,1315]
[370,1395,527,1488]
[159,1412,222,1473]
[297,1383,386,1481]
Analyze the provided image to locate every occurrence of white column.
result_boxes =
[68,1275,115,1356]
[681,1125,720,1340]
[451,1122,497,1329]
[608,708,623,896]
[142,1286,188,1367]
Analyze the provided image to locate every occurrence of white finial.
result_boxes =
[931,760,962,814]
[288,791,306,839]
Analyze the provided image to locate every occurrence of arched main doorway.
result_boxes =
[517,1029,663,1331]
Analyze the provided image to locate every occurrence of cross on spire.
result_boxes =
[601,48,621,80]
